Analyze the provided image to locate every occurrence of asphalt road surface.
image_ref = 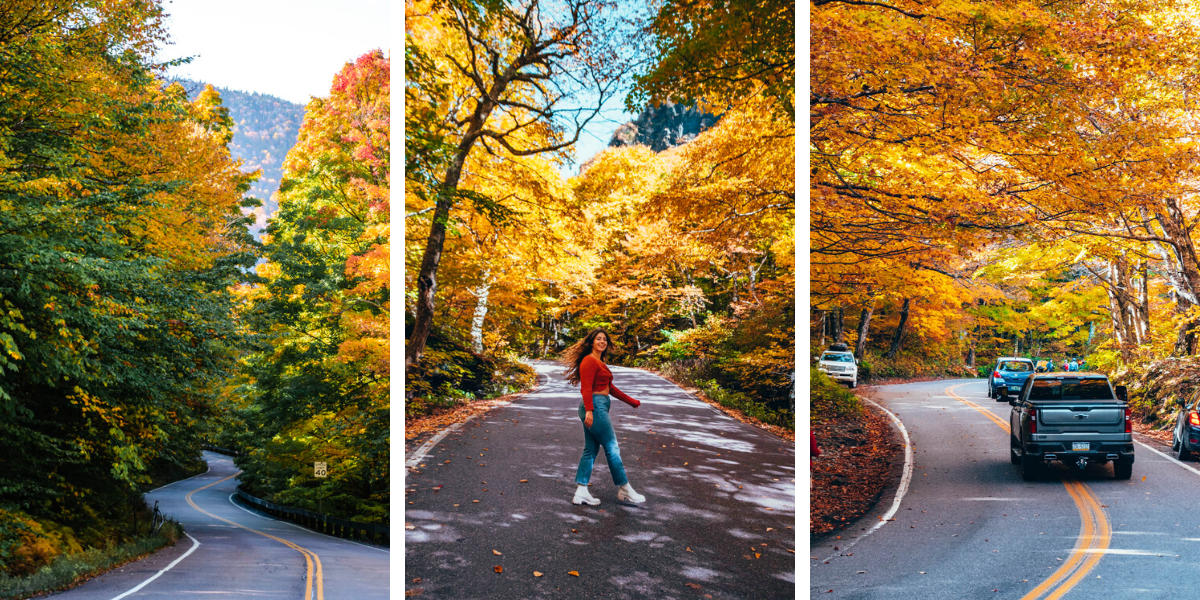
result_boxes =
[811,379,1200,600]
[404,361,796,599]
[51,451,389,599]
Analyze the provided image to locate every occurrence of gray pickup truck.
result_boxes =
[999,372,1133,481]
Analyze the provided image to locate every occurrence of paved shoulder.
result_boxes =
[52,452,389,599]
[405,360,796,599]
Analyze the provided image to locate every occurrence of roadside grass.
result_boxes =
[0,521,183,600]
[811,367,862,423]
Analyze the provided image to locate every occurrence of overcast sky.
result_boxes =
[159,0,390,105]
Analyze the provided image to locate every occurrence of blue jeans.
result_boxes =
[575,395,628,486]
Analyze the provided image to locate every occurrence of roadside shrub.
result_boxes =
[695,379,794,430]
[810,367,862,423]
[0,521,179,598]
[405,323,536,418]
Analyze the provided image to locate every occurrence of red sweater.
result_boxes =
[579,354,640,411]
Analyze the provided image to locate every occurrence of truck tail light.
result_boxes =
[1029,407,1037,434]
[1126,407,1132,434]
[1189,411,1199,427]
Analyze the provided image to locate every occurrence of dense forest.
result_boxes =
[405,0,795,430]
[176,80,305,233]
[0,0,387,580]
[213,50,391,525]
[811,0,1200,426]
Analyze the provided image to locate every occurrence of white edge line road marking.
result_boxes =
[1133,436,1200,477]
[404,367,555,474]
[108,533,201,600]
[821,396,914,563]
[227,493,389,555]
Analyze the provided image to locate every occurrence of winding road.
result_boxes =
[811,379,1200,600]
[404,361,796,599]
[50,451,389,599]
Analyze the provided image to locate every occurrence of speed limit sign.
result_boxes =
[314,462,327,478]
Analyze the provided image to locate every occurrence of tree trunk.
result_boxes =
[854,302,874,358]
[966,346,975,368]
[884,298,911,359]
[1155,198,1200,355]
[469,271,492,354]
[832,307,845,344]
[817,310,827,347]
[406,133,482,366]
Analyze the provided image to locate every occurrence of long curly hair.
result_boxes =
[561,328,611,386]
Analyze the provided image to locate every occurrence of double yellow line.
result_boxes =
[945,384,1110,600]
[186,473,324,600]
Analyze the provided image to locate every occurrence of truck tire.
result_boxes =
[1021,455,1040,481]
[1010,437,1021,464]
[1113,460,1133,480]
[1178,442,1191,462]
[849,379,857,389]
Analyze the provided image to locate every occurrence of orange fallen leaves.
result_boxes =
[534,571,543,577]
[494,566,503,573]
[568,571,580,577]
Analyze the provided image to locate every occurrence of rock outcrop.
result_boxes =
[607,101,718,152]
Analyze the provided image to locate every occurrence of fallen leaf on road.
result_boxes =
[405,588,423,597]
[1142,476,1147,481]
[571,529,578,533]
[684,462,688,466]
[519,480,529,483]
[405,523,415,530]
[473,500,480,503]
[413,578,421,583]
[786,549,795,553]
[686,547,692,552]
[685,583,701,590]
[766,528,774,531]
[534,571,543,577]
[494,566,503,573]
[568,571,580,577]
[493,550,502,555]
[755,553,762,559]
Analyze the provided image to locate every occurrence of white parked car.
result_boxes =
[818,348,858,388]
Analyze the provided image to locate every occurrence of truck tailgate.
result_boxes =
[1038,404,1124,433]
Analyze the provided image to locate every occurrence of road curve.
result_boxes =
[812,379,1200,600]
[50,451,389,599]
[404,360,796,599]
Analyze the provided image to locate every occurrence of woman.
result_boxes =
[561,328,646,505]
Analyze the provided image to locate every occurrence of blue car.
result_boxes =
[989,357,1035,399]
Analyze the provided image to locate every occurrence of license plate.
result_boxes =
[1072,442,1089,451]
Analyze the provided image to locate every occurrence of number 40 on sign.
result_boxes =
[314,462,327,478]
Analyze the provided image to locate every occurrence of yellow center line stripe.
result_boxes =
[1025,479,1096,600]
[1046,481,1110,600]
[186,473,325,600]
[945,384,1111,600]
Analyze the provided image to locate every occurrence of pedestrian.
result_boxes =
[561,328,646,506]
[811,431,821,467]
[1047,358,1055,372]
[1070,357,1079,372]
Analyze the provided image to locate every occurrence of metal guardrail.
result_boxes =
[234,486,389,547]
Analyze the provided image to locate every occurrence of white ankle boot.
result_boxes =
[617,483,645,503]
[573,485,600,505]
